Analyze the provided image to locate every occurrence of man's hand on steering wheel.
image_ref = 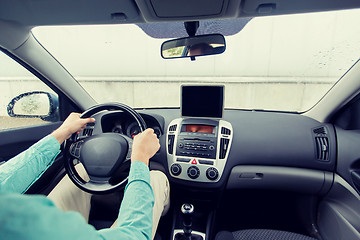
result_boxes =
[51,113,96,144]
[131,128,160,166]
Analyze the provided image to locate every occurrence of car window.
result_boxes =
[0,51,59,131]
[33,8,360,112]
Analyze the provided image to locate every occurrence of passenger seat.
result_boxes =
[215,229,317,240]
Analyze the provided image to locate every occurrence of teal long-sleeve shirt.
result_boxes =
[0,135,154,240]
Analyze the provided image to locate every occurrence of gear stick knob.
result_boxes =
[181,203,194,239]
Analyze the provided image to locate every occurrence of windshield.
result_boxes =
[32,9,360,112]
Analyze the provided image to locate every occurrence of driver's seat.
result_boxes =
[215,229,317,240]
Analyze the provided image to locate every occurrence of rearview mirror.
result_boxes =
[161,34,226,59]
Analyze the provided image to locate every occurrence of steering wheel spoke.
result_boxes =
[124,136,133,162]
[69,140,84,159]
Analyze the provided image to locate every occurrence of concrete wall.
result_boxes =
[78,76,335,112]
[0,77,334,117]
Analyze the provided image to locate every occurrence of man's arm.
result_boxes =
[99,161,154,240]
[0,113,95,194]
[0,135,61,193]
[101,129,160,240]
[0,128,161,240]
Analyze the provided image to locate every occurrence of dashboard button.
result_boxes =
[187,166,200,179]
[206,167,219,181]
[199,160,214,165]
[170,164,182,176]
[177,158,190,163]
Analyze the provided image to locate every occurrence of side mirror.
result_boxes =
[161,34,226,60]
[7,91,59,122]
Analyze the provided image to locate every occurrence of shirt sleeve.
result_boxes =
[99,161,155,240]
[0,194,103,240]
[0,148,155,240]
[0,135,61,194]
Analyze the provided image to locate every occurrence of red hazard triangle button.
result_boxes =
[191,159,197,164]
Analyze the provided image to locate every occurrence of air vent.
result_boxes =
[82,128,93,137]
[313,126,327,135]
[168,135,175,154]
[219,138,230,159]
[221,127,231,135]
[315,136,329,161]
[169,124,177,132]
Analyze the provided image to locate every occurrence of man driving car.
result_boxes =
[0,113,170,240]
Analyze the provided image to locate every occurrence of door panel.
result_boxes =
[0,122,61,162]
[0,122,65,194]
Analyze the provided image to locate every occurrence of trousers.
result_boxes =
[48,165,170,240]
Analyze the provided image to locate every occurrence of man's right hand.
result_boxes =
[131,128,160,166]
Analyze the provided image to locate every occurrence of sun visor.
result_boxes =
[135,0,243,21]
[150,0,225,17]
[0,0,141,27]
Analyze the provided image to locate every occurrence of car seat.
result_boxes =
[215,229,317,240]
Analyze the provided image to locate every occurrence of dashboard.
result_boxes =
[81,107,337,195]
[76,87,339,196]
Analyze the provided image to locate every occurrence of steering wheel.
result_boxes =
[64,103,147,194]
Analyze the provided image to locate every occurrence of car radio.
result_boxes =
[176,124,217,159]
[166,118,233,183]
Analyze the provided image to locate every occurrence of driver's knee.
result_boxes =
[47,163,92,221]
[149,171,170,240]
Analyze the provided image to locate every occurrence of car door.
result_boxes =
[0,49,79,195]
[316,94,360,239]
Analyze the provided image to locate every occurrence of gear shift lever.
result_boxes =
[174,204,203,240]
[181,203,194,239]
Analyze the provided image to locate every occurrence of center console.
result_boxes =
[167,85,233,183]
[166,118,233,182]
[166,85,232,240]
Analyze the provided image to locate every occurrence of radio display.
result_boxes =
[181,85,224,118]
[185,124,214,133]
